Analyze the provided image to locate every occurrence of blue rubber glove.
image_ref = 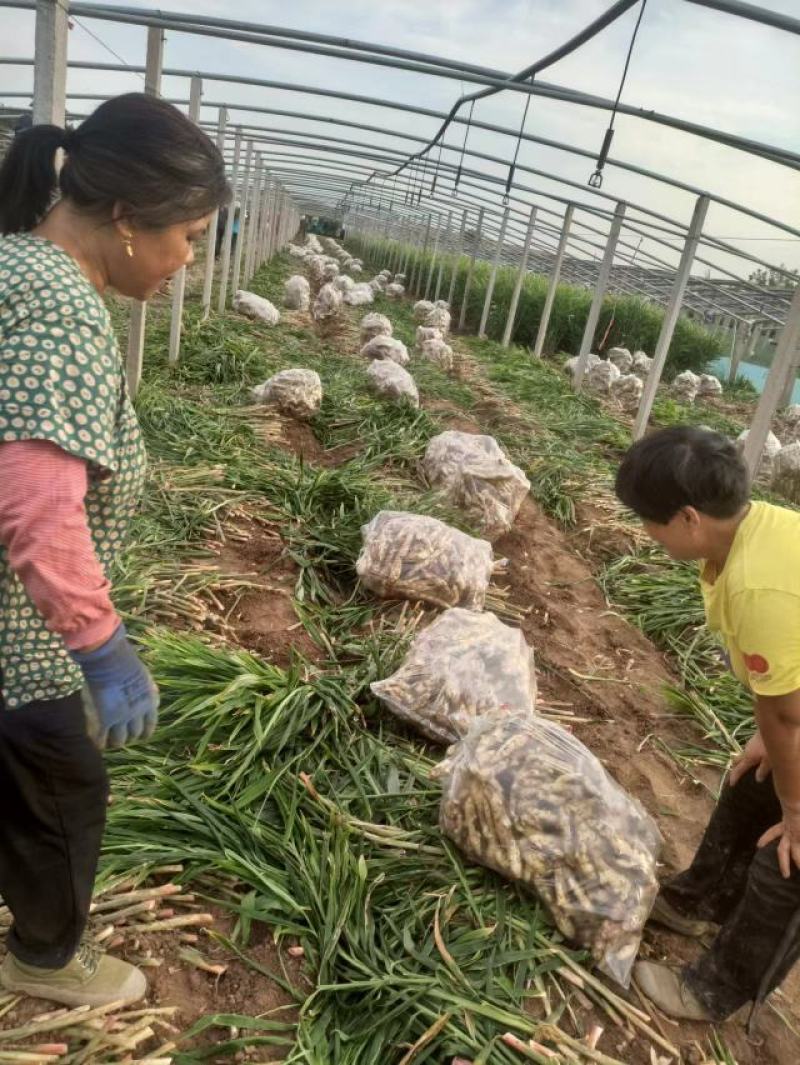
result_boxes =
[70,624,159,749]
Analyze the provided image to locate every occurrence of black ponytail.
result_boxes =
[0,124,65,234]
[0,94,230,236]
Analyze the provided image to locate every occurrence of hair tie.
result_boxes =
[61,128,77,151]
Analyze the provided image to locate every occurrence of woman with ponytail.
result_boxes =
[0,93,229,1007]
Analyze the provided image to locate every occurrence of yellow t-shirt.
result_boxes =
[701,501,800,697]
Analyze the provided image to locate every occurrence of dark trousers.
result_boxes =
[0,687,108,968]
[662,767,800,1020]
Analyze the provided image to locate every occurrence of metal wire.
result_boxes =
[588,0,648,187]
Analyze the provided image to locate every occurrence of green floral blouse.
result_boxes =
[0,234,145,708]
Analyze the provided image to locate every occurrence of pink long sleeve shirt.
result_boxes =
[0,440,120,651]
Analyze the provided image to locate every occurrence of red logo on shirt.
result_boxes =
[743,653,769,675]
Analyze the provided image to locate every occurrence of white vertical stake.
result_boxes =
[573,201,626,390]
[447,210,468,308]
[478,205,510,338]
[502,205,537,348]
[434,211,452,302]
[728,320,749,383]
[33,0,68,126]
[217,127,242,311]
[232,143,253,293]
[534,203,574,359]
[424,214,441,301]
[247,159,265,281]
[202,106,227,319]
[168,74,202,367]
[263,181,275,262]
[778,339,800,409]
[633,195,710,437]
[126,26,163,398]
[459,207,484,331]
[743,287,800,474]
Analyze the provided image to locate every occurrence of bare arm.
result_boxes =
[756,690,800,877]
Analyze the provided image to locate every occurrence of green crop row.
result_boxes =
[354,236,726,379]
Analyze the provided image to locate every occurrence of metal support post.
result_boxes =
[217,127,242,311]
[447,210,468,308]
[232,142,253,293]
[202,106,227,319]
[573,201,626,390]
[415,214,432,297]
[633,195,710,438]
[744,287,800,472]
[257,168,271,272]
[242,152,260,283]
[33,0,68,126]
[533,204,574,359]
[747,322,763,360]
[256,178,270,266]
[459,207,484,331]
[266,183,278,261]
[502,205,537,348]
[400,230,412,279]
[434,211,452,302]
[389,221,403,274]
[407,222,423,294]
[779,337,800,409]
[728,320,750,383]
[126,26,163,399]
[257,171,271,269]
[168,74,202,367]
[424,215,441,301]
[478,205,510,338]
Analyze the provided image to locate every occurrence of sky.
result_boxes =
[1,0,799,285]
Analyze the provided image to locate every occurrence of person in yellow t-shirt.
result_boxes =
[614,425,800,1023]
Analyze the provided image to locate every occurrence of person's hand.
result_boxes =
[758,807,800,878]
[70,624,159,748]
[729,731,771,786]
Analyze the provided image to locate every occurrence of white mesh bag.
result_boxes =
[361,335,410,366]
[233,290,280,325]
[585,360,620,394]
[672,370,700,404]
[356,510,496,610]
[420,338,455,371]
[344,284,374,306]
[422,430,530,540]
[433,710,661,987]
[312,282,343,321]
[371,608,536,743]
[607,347,633,373]
[366,359,419,407]
[283,275,310,311]
[360,313,393,343]
[251,368,322,420]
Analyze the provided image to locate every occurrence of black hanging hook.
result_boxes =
[588,0,648,188]
[454,99,475,191]
[588,126,615,188]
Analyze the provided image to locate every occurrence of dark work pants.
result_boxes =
[0,685,108,968]
[662,767,800,1020]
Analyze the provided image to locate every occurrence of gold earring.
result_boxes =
[122,234,134,258]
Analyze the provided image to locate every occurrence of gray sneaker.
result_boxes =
[0,939,146,1008]
[634,960,712,1021]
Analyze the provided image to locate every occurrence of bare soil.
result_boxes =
[215,515,323,667]
[0,904,304,1061]
[435,337,800,1064]
[9,275,794,1062]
